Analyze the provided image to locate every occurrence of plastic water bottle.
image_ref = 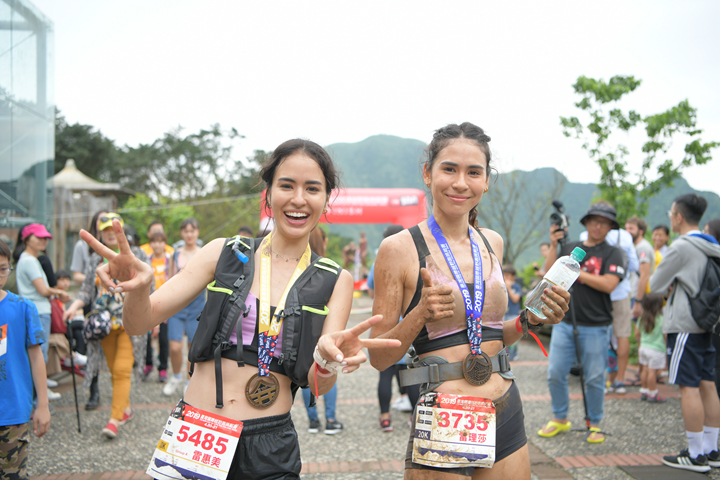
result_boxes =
[524,247,586,319]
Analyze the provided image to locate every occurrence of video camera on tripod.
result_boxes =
[550,200,569,246]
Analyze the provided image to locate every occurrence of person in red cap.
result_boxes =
[14,224,70,402]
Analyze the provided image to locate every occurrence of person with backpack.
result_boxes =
[163,218,205,397]
[77,139,400,479]
[650,194,720,473]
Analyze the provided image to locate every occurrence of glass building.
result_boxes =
[0,0,54,235]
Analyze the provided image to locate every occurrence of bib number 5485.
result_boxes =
[176,425,229,454]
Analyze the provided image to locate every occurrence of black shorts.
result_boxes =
[405,381,527,476]
[225,412,301,480]
[667,332,716,387]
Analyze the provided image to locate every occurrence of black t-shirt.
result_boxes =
[560,240,625,327]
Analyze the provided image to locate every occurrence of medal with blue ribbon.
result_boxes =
[427,215,484,355]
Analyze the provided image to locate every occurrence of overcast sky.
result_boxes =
[31,0,720,195]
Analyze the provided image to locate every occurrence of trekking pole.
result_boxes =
[567,292,590,430]
[66,319,82,433]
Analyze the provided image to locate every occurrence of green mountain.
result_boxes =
[325,134,720,269]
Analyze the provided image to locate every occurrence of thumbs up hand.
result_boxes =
[418,268,455,324]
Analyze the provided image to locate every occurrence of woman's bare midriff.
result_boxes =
[418,339,512,401]
[183,357,294,421]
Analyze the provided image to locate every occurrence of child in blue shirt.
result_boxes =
[0,239,50,479]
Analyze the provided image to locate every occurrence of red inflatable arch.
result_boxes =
[260,188,427,230]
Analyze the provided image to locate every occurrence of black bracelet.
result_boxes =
[520,310,542,337]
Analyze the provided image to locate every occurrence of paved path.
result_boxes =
[27,298,716,479]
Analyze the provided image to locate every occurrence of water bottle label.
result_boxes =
[545,265,577,290]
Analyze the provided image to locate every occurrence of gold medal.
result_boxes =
[462,352,492,386]
[245,373,280,409]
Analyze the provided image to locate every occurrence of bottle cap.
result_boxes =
[570,247,586,262]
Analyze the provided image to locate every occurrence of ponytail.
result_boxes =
[469,204,479,229]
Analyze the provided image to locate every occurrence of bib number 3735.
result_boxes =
[147,402,243,480]
[412,392,496,469]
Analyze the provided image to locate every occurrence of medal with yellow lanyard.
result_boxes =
[245,231,312,408]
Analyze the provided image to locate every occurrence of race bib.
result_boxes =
[147,402,243,480]
[412,392,496,469]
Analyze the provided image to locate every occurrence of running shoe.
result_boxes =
[325,419,343,435]
[662,449,710,473]
[308,419,320,434]
[142,365,153,381]
[47,378,58,388]
[646,394,667,403]
[158,369,168,383]
[163,374,183,396]
[380,418,393,432]
[102,422,118,439]
[707,450,720,468]
[47,388,61,401]
[607,380,626,394]
[119,410,134,425]
[392,396,413,412]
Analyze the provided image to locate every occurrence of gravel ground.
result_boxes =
[26,298,713,478]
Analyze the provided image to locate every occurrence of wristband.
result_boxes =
[313,345,341,374]
[315,365,335,378]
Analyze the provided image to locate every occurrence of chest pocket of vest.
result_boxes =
[280,273,333,387]
[189,279,235,363]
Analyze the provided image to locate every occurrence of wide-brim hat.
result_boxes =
[21,223,53,240]
[98,213,124,231]
[580,203,620,230]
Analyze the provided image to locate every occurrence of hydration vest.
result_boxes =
[188,236,342,408]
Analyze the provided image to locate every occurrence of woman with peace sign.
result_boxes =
[369,123,570,479]
[79,139,400,478]
[64,213,153,439]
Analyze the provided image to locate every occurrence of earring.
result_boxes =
[425,182,430,188]
[484,187,488,193]
[323,208,327,214]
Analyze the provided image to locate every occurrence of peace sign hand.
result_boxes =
[79,219,154,294]
[316,315,402,374]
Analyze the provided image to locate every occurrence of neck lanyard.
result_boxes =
[427,215,485,355]
[257,231,312,377]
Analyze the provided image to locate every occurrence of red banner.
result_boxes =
[260,188,427,229]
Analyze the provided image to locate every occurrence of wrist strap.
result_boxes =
[313,345,340,374]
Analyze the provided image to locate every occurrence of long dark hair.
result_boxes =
[640,293,664,334]
[424,122,494,228]
[309,227,327,257]
[87,210,108,254]
[12,223,31,264]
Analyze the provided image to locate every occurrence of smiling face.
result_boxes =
[652,227,669,250]
[268,153,328,239]
[423,138,489,220]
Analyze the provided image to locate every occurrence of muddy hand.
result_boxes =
[317,315,401,374]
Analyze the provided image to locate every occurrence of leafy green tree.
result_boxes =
[55,109,121,180]
[119,193,195,245]
[560,75,719,222]
[118,124,247,202]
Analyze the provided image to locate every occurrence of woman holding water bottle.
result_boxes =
[369,122,571,479]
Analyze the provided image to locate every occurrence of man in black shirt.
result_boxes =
[538,203,625,444]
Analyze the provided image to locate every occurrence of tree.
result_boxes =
[561,75,719,221]
[476,169,566,266]
[119,124,247,202]
[119,193,195,245]
[55,109,121,180]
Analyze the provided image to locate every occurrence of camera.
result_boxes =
[549,200,569,246]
